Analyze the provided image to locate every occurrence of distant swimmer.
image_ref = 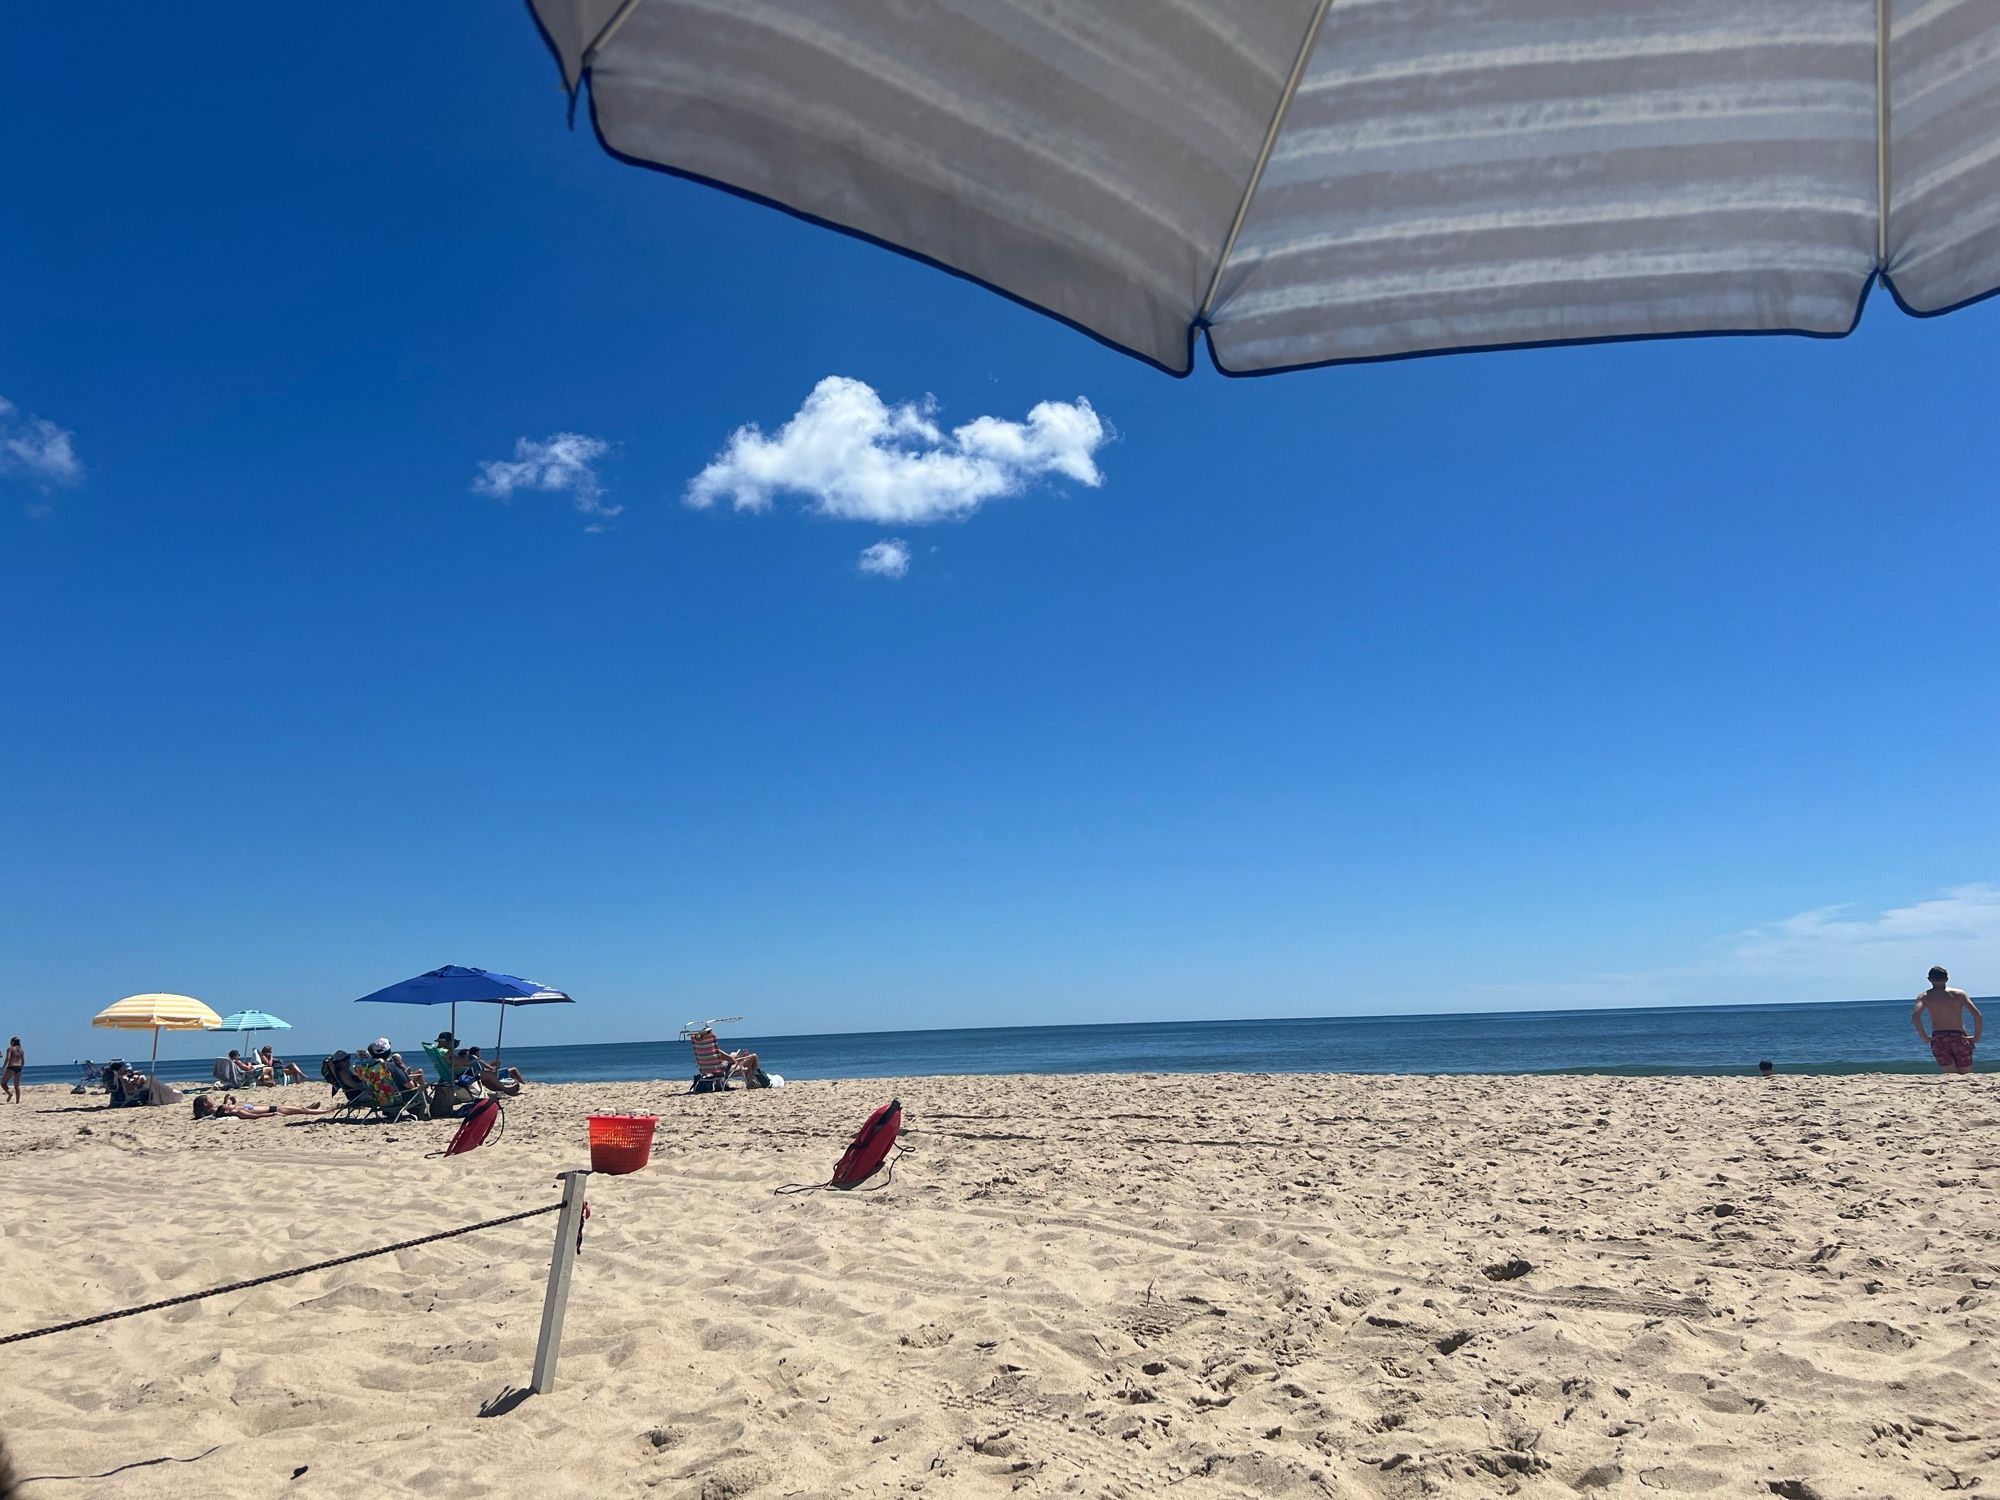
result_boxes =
[1757,1058,1774,1078]
[1913,966,1982,1075]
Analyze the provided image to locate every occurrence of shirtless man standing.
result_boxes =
[1913,965,1982,1075]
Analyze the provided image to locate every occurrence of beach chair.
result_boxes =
[104,1063,149,1106]
[353,1058,430,1122]
[213,1055,265,1087]
[320,1051,378,1120]
[688,1028,736,1092]
[423,1041,482,1115]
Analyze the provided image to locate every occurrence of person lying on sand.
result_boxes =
[1914,965,1982,1075]
[194,1093,326,1121]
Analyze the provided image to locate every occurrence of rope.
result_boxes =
[0,1201,562,1348]
[774,1144,907,1196]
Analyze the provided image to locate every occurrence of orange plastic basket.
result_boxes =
[587,1114,658,1175]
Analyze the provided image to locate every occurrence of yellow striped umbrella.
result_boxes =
[92,993,223,1079]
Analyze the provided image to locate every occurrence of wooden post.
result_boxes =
[531,1170,590,1394]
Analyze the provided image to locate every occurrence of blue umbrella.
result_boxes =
[354,965,573,1060]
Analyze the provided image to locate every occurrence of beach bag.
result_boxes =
[830,1099,902,1189]
[439,1096,503,1156]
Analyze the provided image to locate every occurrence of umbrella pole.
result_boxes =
[149,1026,160,1102]
[496,1004,506,1063]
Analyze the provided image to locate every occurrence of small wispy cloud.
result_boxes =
[1453,881,2000,1012]
[473,432,619,524]
[685,376,1107,525]
[858,538,911,579]
[1,396,83,511]
[1732,883,2000,970]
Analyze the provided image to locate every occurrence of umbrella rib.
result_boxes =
[1197,0,1335,327]
[582,0,650,75]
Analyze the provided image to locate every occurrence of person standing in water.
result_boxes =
[1913,966,1982,1075]
[2,1037,22,1103]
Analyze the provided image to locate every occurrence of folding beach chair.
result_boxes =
[687,1027,736,1092]
[423,1041,483,1116]
[353,1058,430,1122]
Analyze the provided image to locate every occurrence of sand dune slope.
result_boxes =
[1,1072,1995,1497]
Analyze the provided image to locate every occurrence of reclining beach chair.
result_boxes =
[320,1051,379,1120]
[688,1028,736,1092]
[353,1058,430,1122]
[422,1041,483,1115]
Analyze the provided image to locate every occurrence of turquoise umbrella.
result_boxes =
[218,1011,292,1033]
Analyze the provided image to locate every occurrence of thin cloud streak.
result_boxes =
[1460,883,2000,1012]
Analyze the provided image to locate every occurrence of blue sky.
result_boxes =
[5,5,1997,1061]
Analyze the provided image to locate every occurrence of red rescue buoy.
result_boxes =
[830,1098,902,1190]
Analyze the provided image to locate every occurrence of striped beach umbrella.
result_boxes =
[92,993,224,1078]
[525,2,2000,376]
[217,1010,292,1033]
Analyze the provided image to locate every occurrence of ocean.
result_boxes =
[21,996,1965,1089]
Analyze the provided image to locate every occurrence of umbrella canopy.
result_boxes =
[93,993,223,1031]
[92,993,223,1077]
[528,1,2000,375]
[355,966,573,1060]
[355,965,569,1008]
[217,1010,292,1032]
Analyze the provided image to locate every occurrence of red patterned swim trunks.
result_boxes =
[1929,1029,1975,1071]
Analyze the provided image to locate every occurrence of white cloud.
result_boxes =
[858,539,911,579]
[685,376,1107,524]
[1732,884,2000,975]
[473,432,619,520]
[1450,882,2000,1012]
[0,396,84,496]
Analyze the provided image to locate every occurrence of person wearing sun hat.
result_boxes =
[364,1036,425,1093]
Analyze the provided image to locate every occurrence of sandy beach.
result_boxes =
[1,1072,1995,1498]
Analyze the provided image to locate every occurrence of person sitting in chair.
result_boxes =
[690,1027,765,1089]
[363,1038,426,1093]
[258,1045,308,1083]
[462,1046,525,1096]
[225,1049,268,1085]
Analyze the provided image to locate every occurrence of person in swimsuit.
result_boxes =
[194,1093,326,1121]
[1913,965,1982,1075]
[2,1037,22,1103]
